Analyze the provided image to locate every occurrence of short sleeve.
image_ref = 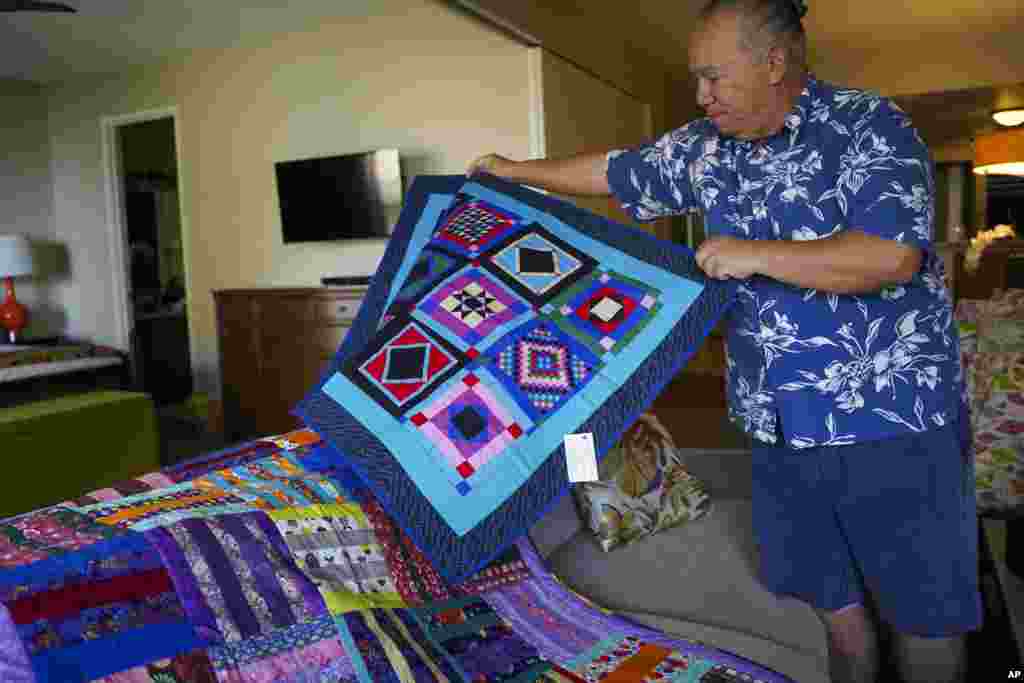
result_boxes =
[606,122,704,222]
[839,100,934,249]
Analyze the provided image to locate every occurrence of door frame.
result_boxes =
[100,106,192,360]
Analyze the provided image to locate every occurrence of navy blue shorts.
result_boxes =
[752,417,983,637]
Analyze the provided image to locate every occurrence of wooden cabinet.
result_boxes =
[681,328,726,376]
[214,287,366,441]
[651,329,749,449]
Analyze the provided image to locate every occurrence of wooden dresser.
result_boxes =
[214,287,366,441]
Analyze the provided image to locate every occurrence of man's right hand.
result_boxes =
[467,153,510,177]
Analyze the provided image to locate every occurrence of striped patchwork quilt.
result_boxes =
[0,430,794,683]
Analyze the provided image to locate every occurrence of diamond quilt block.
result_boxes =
[484,317,601,422]
[412,265,534,352]
[481,224,597,306]
[408,368,533,496]
[343,317,467,418]
[432,195,523,257]
[548,269,662,358]
[389,247,464,312]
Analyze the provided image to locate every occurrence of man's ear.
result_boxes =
[766,45,788,85]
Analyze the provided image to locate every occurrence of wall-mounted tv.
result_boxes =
[274,148,402,243]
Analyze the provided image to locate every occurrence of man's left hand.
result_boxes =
[695,236,760,280]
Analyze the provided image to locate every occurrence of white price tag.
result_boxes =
[564,432,599,483]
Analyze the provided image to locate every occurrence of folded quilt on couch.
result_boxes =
[298,173,735,581]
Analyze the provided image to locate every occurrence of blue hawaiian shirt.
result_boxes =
[606,75,963,449]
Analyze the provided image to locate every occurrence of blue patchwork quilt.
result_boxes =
[297,173,736,580]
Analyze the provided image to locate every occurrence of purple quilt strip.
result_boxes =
[146,512,325,644]
[480,538,796,683]
[0,604,33,683]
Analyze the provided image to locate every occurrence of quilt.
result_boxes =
[0,430,796,683]
[297,173,735,580]
[0,534,206,682]
[335,595,551,682]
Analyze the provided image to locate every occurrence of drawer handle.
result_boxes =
[337,304,351,316]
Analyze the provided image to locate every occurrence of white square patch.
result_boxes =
[591,296,623,322]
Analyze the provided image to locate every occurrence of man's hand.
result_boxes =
[696,236,761,280]
[467,153,510,177]
[695,230,921,294]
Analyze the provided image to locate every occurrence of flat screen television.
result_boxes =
[274,148,402,243]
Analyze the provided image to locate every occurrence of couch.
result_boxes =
[528,425,830,683]
[0,390,161,516]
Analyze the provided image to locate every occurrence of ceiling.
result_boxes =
[892,82,1024,148]
[3,0,1024,146]
[0,0,386,84]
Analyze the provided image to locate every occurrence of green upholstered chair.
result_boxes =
[0,391,160,517]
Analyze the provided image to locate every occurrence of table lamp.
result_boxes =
[0,235,34,344]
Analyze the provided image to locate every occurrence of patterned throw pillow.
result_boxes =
[574,413,710,551]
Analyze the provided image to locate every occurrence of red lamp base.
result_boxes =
[0,276,27,344]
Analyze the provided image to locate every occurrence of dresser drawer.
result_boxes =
[311,296,362,323]
[256,294,362,328]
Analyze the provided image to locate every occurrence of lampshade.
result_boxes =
[974,127,1024,176]
[993,108,1024,127]
[0,235,34,278]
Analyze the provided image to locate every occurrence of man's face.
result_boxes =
[689,10,776,140]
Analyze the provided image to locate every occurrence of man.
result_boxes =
[469,1,981,681]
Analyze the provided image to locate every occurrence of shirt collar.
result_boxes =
[782,73,819,135]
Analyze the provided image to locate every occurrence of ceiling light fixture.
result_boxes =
[974,127,1024,176]
[992,108,1024,127]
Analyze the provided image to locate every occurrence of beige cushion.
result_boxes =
[546,500,826,664]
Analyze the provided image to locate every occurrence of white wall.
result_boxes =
[0,80,64,339]
[44,0,533,392]
[538,50,656,230]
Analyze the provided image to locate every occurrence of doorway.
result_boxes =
[104,112,192,406]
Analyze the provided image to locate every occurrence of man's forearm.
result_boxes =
[489,152,612,197]
[756,230,922,294]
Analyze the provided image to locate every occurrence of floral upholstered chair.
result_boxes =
[957,289,1024,511]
